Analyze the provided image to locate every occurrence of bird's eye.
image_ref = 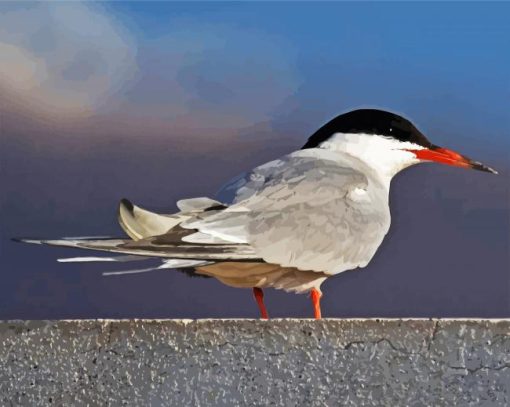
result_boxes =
[389,128,393,132]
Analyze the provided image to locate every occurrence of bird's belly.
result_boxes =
[195,262,329,294]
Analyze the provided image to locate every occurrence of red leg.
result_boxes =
[310,288,322,320]
[253,287,269,319]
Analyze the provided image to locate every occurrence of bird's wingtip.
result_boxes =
[119,198,134,213]
[11,237,43,244]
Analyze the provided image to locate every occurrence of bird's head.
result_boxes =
[302,109,497,179]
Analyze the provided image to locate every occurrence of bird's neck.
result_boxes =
[315,133,422,186]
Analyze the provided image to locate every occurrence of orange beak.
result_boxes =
[408,146,498,174]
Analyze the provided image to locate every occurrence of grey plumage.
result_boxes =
[184,149,391,274]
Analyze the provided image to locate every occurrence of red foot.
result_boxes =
[253,287,269,319]
[310,288,322,320]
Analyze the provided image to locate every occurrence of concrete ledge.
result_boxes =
[1,319,509,406]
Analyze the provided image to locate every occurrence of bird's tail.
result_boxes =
[13,237,214,276]
[13,197,253,276]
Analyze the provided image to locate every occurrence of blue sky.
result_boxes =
[106,1,510,144]
[2,2,508,145]
[1,2,508,318]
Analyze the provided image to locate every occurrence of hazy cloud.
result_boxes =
[1,3,301,132]
[122,21,301,129]
[0,2,137,117]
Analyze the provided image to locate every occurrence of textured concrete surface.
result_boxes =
[0,319,509,406]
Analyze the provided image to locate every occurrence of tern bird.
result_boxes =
[16,109,497,319]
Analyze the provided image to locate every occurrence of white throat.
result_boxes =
[318,133,424,184]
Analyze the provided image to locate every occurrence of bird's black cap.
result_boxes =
[302,109,433,149]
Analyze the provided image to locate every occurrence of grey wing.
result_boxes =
[18,153,389,275]
[185,153,391,274]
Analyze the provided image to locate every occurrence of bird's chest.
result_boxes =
[328,184,391,270]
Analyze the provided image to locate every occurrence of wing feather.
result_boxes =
[118,199,188,240]
[17,237,260,260]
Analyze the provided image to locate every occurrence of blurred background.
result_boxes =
[1,2,508,319]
